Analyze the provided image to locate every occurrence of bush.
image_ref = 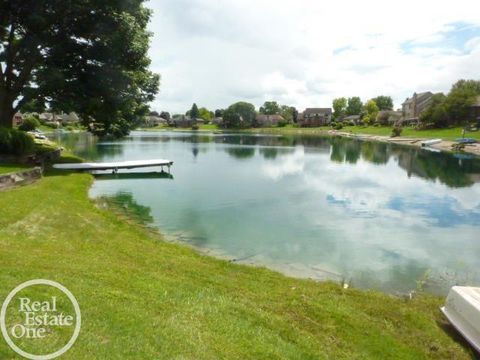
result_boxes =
[191,124,199,130]
[334,123,343,130]
[391,125,402,137]
[0,127,35,155]
[348,121,356,126]
[18,115,40,131]
[330,121,337,128]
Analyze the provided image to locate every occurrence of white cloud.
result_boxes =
[146,0,480,113]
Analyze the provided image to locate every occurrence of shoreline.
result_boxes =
[138,126,480,157]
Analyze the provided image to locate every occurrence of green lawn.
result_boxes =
[0,163,31,175]
[0,165,473,358]
[245,125,480,141]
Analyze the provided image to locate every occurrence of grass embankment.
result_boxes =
[248,125,480,141]
[0,163,32,175]
[140,123,480,142]
[0,165,473,358]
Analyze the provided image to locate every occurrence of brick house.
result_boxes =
[298,108,332,127]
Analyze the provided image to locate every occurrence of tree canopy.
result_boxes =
[372,96,393,111]
[0,0,159,137]
[346,97,363,115]
[259,101,280,115]
[223,101,256,128]
[420,79,480,127]
[332,97,347,119]
[189,103,200,119]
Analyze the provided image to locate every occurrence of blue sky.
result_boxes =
[146,0,480,113]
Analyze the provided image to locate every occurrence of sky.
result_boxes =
[146,0,480,114]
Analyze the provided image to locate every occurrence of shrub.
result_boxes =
[0,127,35,155]
[391,125,402,137]
[330,121,337,128]
[18,115,40,131]
[277,120,288,127]
[348,121,356,126]
[334,123,343,130]
[191,124,199,130]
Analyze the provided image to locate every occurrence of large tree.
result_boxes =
[332,97,347,119]
[371,96,393,111]
[346,97,363,115]
[223,101,256,128]
[0,0,159,137]
[444,79,480,124]
[259,101,280,115]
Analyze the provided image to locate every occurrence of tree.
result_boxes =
[259,101,280,115]
[372,96,393,111]
[444,79,480,124]
[419,93,448,127]
[0,1,159,137]
[214,109,224,117]
[332,97,347,119]
[362,100,379,125]
[346,97,363,115]
[189,103,200,119]
[279,105,296,123]
[198,107,213,121]
[223,102,256,128]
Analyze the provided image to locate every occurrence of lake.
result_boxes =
[52,131,480,294]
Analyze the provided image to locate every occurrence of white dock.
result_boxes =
[53,159,173,172]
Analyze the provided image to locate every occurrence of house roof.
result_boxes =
[343,115,361,120]
[303,108,332,115]
[402,92,433,105]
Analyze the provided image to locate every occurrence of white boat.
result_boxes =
[421,139,442,147]
[441,286,480,353]
[53,159,173,171]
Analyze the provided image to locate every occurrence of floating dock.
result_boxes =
[53,159,173,173]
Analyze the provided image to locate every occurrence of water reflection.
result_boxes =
[54,131,480,294]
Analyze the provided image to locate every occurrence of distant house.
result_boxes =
[298,108,332,127]
[402,92,434,124]
[212,117,223,126]
[255,114,284,127]
[12,112,23,127]
[172,115,198,128]
[39,112,80,124]
[145,115,167,127]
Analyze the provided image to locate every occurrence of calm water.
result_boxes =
[52,131,480,294]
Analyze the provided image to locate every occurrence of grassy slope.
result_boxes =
[0,170,472,359]
[247,125,480,141]
[0,163,31,175]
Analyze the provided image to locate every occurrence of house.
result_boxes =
[12,112,23,127]
[172,115,192,127]
[402,92,434,124]
[145,115,167,127]
[212,117,223,126]
[255,114,284,127]
[298,108,332,127]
